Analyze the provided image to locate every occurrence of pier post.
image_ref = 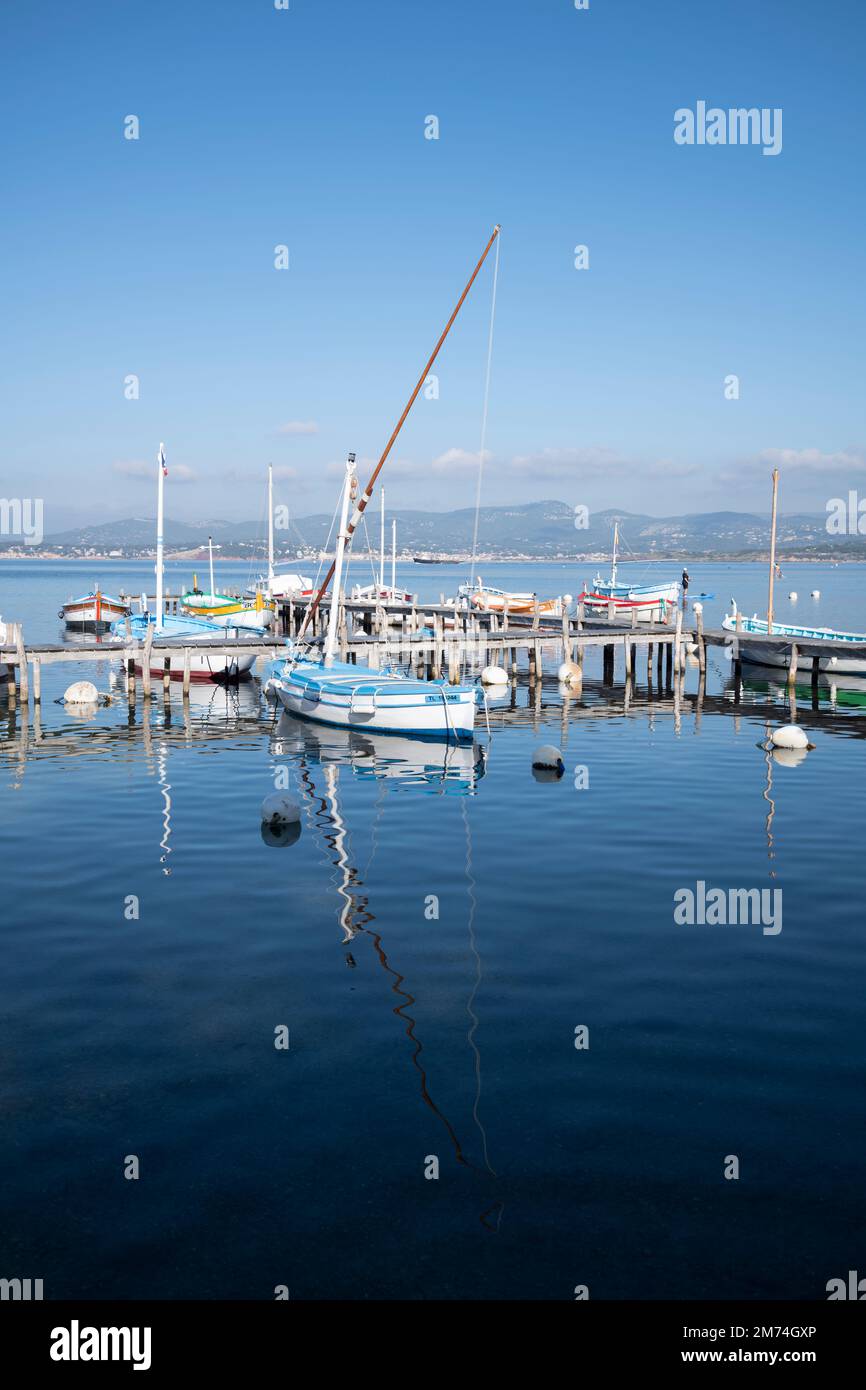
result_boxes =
[787,643,799,687]
[673,609,683,675]
[127,649,136,707]
[656,640,663,684]
[647,642,653,685]
[695,606,706,674]
[163,656,171,696]
[182,647,191,697]
[142,626,154,698]
[32,658,41,705]
[603,644,614,685]
[15,626,29,703]
[664,640,672,688]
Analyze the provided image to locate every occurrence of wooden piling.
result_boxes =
[787,642,798,687]
[695,606,706,674]
[15,626,28,703]
[32,658,41,704]
[182,647,191,697]
[142,626,154,698]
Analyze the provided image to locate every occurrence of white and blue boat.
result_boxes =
[722,602,866,676]
[579,521,679,622]
[268,457,478,740]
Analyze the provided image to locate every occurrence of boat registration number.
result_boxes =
[425,693,463,704]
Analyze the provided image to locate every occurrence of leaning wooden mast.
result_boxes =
[298,223,501,639]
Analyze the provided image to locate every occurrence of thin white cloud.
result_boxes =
[275,420,319,436]
[759,447,866,473]
[431,447,491,474]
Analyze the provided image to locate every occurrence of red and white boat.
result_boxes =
[60,588,131,631]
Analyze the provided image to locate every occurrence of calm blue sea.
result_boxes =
[1,559,864,1300]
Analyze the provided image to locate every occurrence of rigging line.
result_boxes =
[468,229,501,591]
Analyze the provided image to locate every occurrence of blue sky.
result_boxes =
[2,0,864,530]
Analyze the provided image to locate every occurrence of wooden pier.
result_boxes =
[3,594,865,711]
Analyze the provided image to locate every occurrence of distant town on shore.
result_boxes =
[2,500,863,563]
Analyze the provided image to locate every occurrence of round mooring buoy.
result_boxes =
[788,591,798,601]
[63,680,100,705]
[557,660,582,687]
[811,590,820,599]
[481,665,509,686]
[770,724,810,751]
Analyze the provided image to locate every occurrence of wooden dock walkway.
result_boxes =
[2,594,864,708]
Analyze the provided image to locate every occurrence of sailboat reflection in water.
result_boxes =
[270,711,501,1222]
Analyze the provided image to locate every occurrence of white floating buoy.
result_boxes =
[261,794,301,825]
[788,591,798,601]
[64,680,99,705]
[811,590,820,599]
[481,665,508,686]
[770,724,809,750]
[557,660,582,686]
[562,593,573,606]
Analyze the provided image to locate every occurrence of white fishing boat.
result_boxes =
[722,602,866,675]
[721,469,866,676]
[269,227,501,742]
[269,459,478,739]
[578,521,678,622]
[111,445,258,682]
[60,587,131,631]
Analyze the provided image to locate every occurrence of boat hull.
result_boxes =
[722,614,866,676]
[270,660,477,740]
[61,596,130,631]
[579,590,673,623]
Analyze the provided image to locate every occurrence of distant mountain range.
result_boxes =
[7,501,863,557]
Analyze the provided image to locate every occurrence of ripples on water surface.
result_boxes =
[1,562,864,1298]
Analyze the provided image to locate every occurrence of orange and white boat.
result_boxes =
[458,579,563,617]
[60,588,131,631]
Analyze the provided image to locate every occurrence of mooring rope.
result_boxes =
[467,230,501,593]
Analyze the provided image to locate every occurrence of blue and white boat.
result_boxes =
[268,457,478,740]
[111,444,259,682]
[579,521,679,621]
[722,601,866,676]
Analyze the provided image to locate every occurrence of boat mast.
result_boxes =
[208,535,215,598]
[767,466,780,634]
[324,454,356,665]
[267,463,275,587]
[156,442,166,630]
[298,224,501,640]
[611,520,619,586]
[391,518,397,596]
[379,488,386,592]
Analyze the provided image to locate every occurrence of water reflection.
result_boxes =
[272,710,499,1202]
